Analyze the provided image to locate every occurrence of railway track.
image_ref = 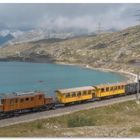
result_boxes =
[0,94,137,128]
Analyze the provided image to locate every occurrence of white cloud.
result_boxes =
[0,3,139,31]
[37,4,138,32]
[38,16,97,31]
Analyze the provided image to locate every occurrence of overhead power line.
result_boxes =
[134,10,140,25]
[97,22,102,34]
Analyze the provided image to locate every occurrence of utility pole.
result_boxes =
[136,74,140,101]
[134,10,140,102]
[97,22,101,34]
[134,10,140,25]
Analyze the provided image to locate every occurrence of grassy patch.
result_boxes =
[130,126,140,134]
[67,115,95,128]
[35,121,44,129]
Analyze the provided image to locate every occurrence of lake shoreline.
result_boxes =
[0,58,136,83]
[55,62,137,83]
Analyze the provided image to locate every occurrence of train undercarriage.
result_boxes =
[0,103,55,120]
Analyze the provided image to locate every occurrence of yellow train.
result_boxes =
[56,82,126,105]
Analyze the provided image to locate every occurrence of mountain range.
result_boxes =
[0,25,139,75]
[0,26,119,47]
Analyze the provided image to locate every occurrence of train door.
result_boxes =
[0,99,4,112]
[3,99,12,112]
[92,90,96,99]
[9,99,15,111]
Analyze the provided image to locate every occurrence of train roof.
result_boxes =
[56,86,95,94]
[0,91,44,99]
[95,82,127,88]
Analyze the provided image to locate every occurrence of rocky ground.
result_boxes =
[0,25,140,74]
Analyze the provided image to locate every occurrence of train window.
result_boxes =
[88,90,91,95]
[1,99,4,104]
[118,86,120,89]
[15,99,18,103]
[83,91,87,95]
[39,95,42,99]
[114,87,117,90]
[10,100,14,105]
[20,99,24,103]
[26,98,29,101]
[31,97,34,101]
[110,87,113,91]
[101,88,104,92]
[106,87,109,92]
[121,85,124,89]
[72,93,76,97]
[66,93,70,98]
[77,92,81,96]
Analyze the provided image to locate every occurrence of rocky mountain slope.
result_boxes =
[0,27,96,46]
[0,25,140,73]
[0,33,14,46]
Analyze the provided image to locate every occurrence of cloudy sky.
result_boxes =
[0,3,140,31]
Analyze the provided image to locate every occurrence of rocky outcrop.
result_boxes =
[0,25,140,73]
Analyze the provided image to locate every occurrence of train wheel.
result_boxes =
[0,113,6,120]
[50,104,56,110]
[14,111,21,117]
[80,100,87,104]
[64,103,70,106]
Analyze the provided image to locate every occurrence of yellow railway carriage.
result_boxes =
[56,82,127,105]
[56,86,95,104]
[94,82,126,98]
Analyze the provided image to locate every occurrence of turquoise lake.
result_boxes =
[0,62,127,97]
